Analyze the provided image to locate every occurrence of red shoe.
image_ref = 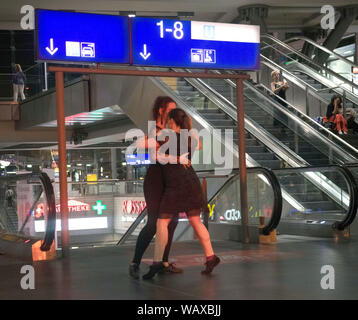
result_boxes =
[201,255,220,275]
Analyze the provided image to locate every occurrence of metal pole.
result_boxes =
[236,78,250,244]
[55,71,70,258]
[202,178,209,229]
[44,62,48,92]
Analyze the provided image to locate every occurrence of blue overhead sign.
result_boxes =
[132,18,260,70]
[36,9,130,64]
[35,10,260,70]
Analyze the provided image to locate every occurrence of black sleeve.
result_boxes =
[326,104,334,119]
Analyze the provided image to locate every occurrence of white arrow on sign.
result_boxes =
[45,38,58,55]
[140,44,151,60]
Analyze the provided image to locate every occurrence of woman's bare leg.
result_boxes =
[188,214,214,257]
[153,217,171,262]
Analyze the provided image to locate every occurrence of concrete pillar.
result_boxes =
[236,5,269,33]
[317,5,358,65]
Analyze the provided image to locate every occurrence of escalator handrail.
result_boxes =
[261,34,358,92]
[196,167,282,235]
[215,70,358,164]
[260,55,329,103]
[272,165,358,231]
[117,167,283,243]
[0,173,56,251]
[256,82,358,158]
[177,68,313,167]
[283,36,358,69]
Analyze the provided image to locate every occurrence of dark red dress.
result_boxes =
[158,132,204,216]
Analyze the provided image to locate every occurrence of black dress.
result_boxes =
[273,82,288,126]
[158,132,204,216]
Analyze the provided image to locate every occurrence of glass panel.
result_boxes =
[208,171,274,227]
[0,175,49,240]
[273,167,350,224]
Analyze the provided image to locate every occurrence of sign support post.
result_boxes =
[55,71,70,257]
[236,78,249,244]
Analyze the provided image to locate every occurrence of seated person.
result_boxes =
[346,108,358,134]
[323,94,348,135]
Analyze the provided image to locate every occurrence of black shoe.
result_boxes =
[201,256,220,275]
[159,263,183,274]
[129,263,140,279]
[142,263,165,280]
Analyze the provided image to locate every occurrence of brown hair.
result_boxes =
[152,96,176,121]
[167,108,192,130]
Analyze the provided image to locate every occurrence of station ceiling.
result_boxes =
[0,0,358,32]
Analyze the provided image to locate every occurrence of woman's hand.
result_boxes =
[179,152,191,168]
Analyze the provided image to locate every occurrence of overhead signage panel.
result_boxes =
[36,9,130,64]
[35,10,260,70]
[131,18,260,70]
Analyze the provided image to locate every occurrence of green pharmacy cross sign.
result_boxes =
[93,200,107,215]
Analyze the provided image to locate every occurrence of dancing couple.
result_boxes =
[129,96,220,280]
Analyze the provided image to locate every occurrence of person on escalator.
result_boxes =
[270,71,289,128]
[346,108,358,135]
[323,95,348,135]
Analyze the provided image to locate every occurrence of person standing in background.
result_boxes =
[12,64,26,102]
[270,70,289,128]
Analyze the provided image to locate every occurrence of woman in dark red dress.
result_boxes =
[129,97,183,279]
[143,108,220,279]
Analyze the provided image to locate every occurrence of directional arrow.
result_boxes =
[140,44,151,60]
[45,38,58,55]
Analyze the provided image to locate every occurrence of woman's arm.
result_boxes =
[190,129,202,151]
[271,82,283,94]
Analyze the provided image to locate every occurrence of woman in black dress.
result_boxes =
[129,97,183,279]
[270,70,289,127]
[143,108,220,279]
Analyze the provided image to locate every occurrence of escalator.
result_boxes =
[0,172,56,257]
[260,34,358,149]
[150,71,358,236]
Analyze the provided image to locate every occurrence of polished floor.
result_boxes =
[0,235,358,300]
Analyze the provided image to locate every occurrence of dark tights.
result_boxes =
[132,164,178,265]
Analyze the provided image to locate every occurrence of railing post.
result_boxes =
[236,78,250,244]
[201,178,209,229]
[43,62,48,92]
[305,86,310,116]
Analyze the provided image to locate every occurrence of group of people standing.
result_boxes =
[129,96,220,280]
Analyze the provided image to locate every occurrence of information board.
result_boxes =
[36,10,260,70]
[36,9,130,64]
[132,18,260,70]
